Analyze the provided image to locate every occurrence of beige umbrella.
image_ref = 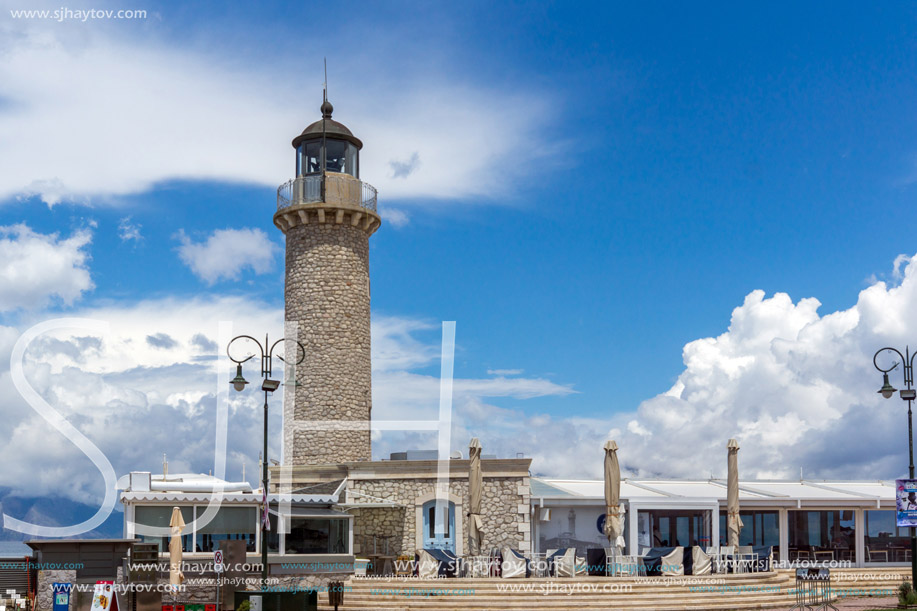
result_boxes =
[468,438,484,557]
[727,439,744,548]
[603,440,625,558]
[169,507,185,592]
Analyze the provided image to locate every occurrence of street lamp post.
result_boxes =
[873,346,917,587]
[227,334,305,591]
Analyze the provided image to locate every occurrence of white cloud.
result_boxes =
[374,253,917,483]
[118,217,142,242]
[176,228,278,285]
[0,301,572,505]
[0,224,93,311]
[9,252,917,507]
[487,368,523,376]
[381,208,410,228]
[0,13,553,207]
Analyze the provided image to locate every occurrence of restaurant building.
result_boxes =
[531,477,903,568]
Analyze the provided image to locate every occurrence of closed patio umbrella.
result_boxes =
[727,439,744,548]
[169,506,185,592]
[468,438,484,557]
[603,440,625,559]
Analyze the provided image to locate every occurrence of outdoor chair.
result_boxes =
[553,548,586,577]
[705,546,720,573]
[691,546,712,575]
[813,549,835,563]
[500,546,529,578]
[462,555,492,578]
[529,552,549,577]
[736,545,757,573]
[866,547,888,563]
[719,545,735,573]
[604,547,617,576]
[604,547,637,576]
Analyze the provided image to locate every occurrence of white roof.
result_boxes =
[532,478,897,505]
[120,491,336,504]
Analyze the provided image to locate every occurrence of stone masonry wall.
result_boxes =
[282,217,373,465]
[34,569,76,611]
[348,476,531,557]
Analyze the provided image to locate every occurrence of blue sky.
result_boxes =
[3,0,917,521]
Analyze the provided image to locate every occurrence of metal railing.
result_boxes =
[277,174,377,213]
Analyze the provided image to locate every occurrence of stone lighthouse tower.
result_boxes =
[274,97,380,466]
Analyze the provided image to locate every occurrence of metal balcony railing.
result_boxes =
[277,174,378,213]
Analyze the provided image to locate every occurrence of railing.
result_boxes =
[277,174,377,213]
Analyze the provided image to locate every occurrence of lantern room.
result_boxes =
[292,99,362,178]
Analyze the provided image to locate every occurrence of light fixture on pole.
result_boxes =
[227,333,305,591]
[874,346,917,588]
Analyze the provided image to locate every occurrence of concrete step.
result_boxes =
[315,569,911,610]
[317,571,799,610]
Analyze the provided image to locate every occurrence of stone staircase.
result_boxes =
[315,568,910,610]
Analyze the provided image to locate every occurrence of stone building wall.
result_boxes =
[348,474,531,557]
[281,214,375,465]
[34,569,76,611]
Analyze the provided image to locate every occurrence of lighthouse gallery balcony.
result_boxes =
[277,173,378,213]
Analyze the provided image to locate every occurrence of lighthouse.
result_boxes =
[274,97,380,466]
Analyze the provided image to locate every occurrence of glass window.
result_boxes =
[299,139,358,177]
[641,509,711,548]
[298,141,322,175]
[325,139,358,176]
[426,505,452,539]
[865,510,909,563]
[133,506,194,553]
[286,518,349,554]
[265,513,280,554]
[194,506,257,553]
[787,510,855,562]
[718,510,779,547]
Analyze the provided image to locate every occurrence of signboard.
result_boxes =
[52,585,72,611]
[213,550,224,573]
[89,581,119,611]
[897,479,917,527]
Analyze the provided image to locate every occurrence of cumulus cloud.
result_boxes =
[381,208,410,228]
[371,252,917,483]
[516,255,917,481]
[0,12,553,207]
[175,228,278,285]
[0,296,284,505]
[8,252,917,512]
[0,224,93,311]
[118,217,142,243]
[0,302,571,508]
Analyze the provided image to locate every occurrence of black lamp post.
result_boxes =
[873,346,917,587]
[227,334,305,590]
